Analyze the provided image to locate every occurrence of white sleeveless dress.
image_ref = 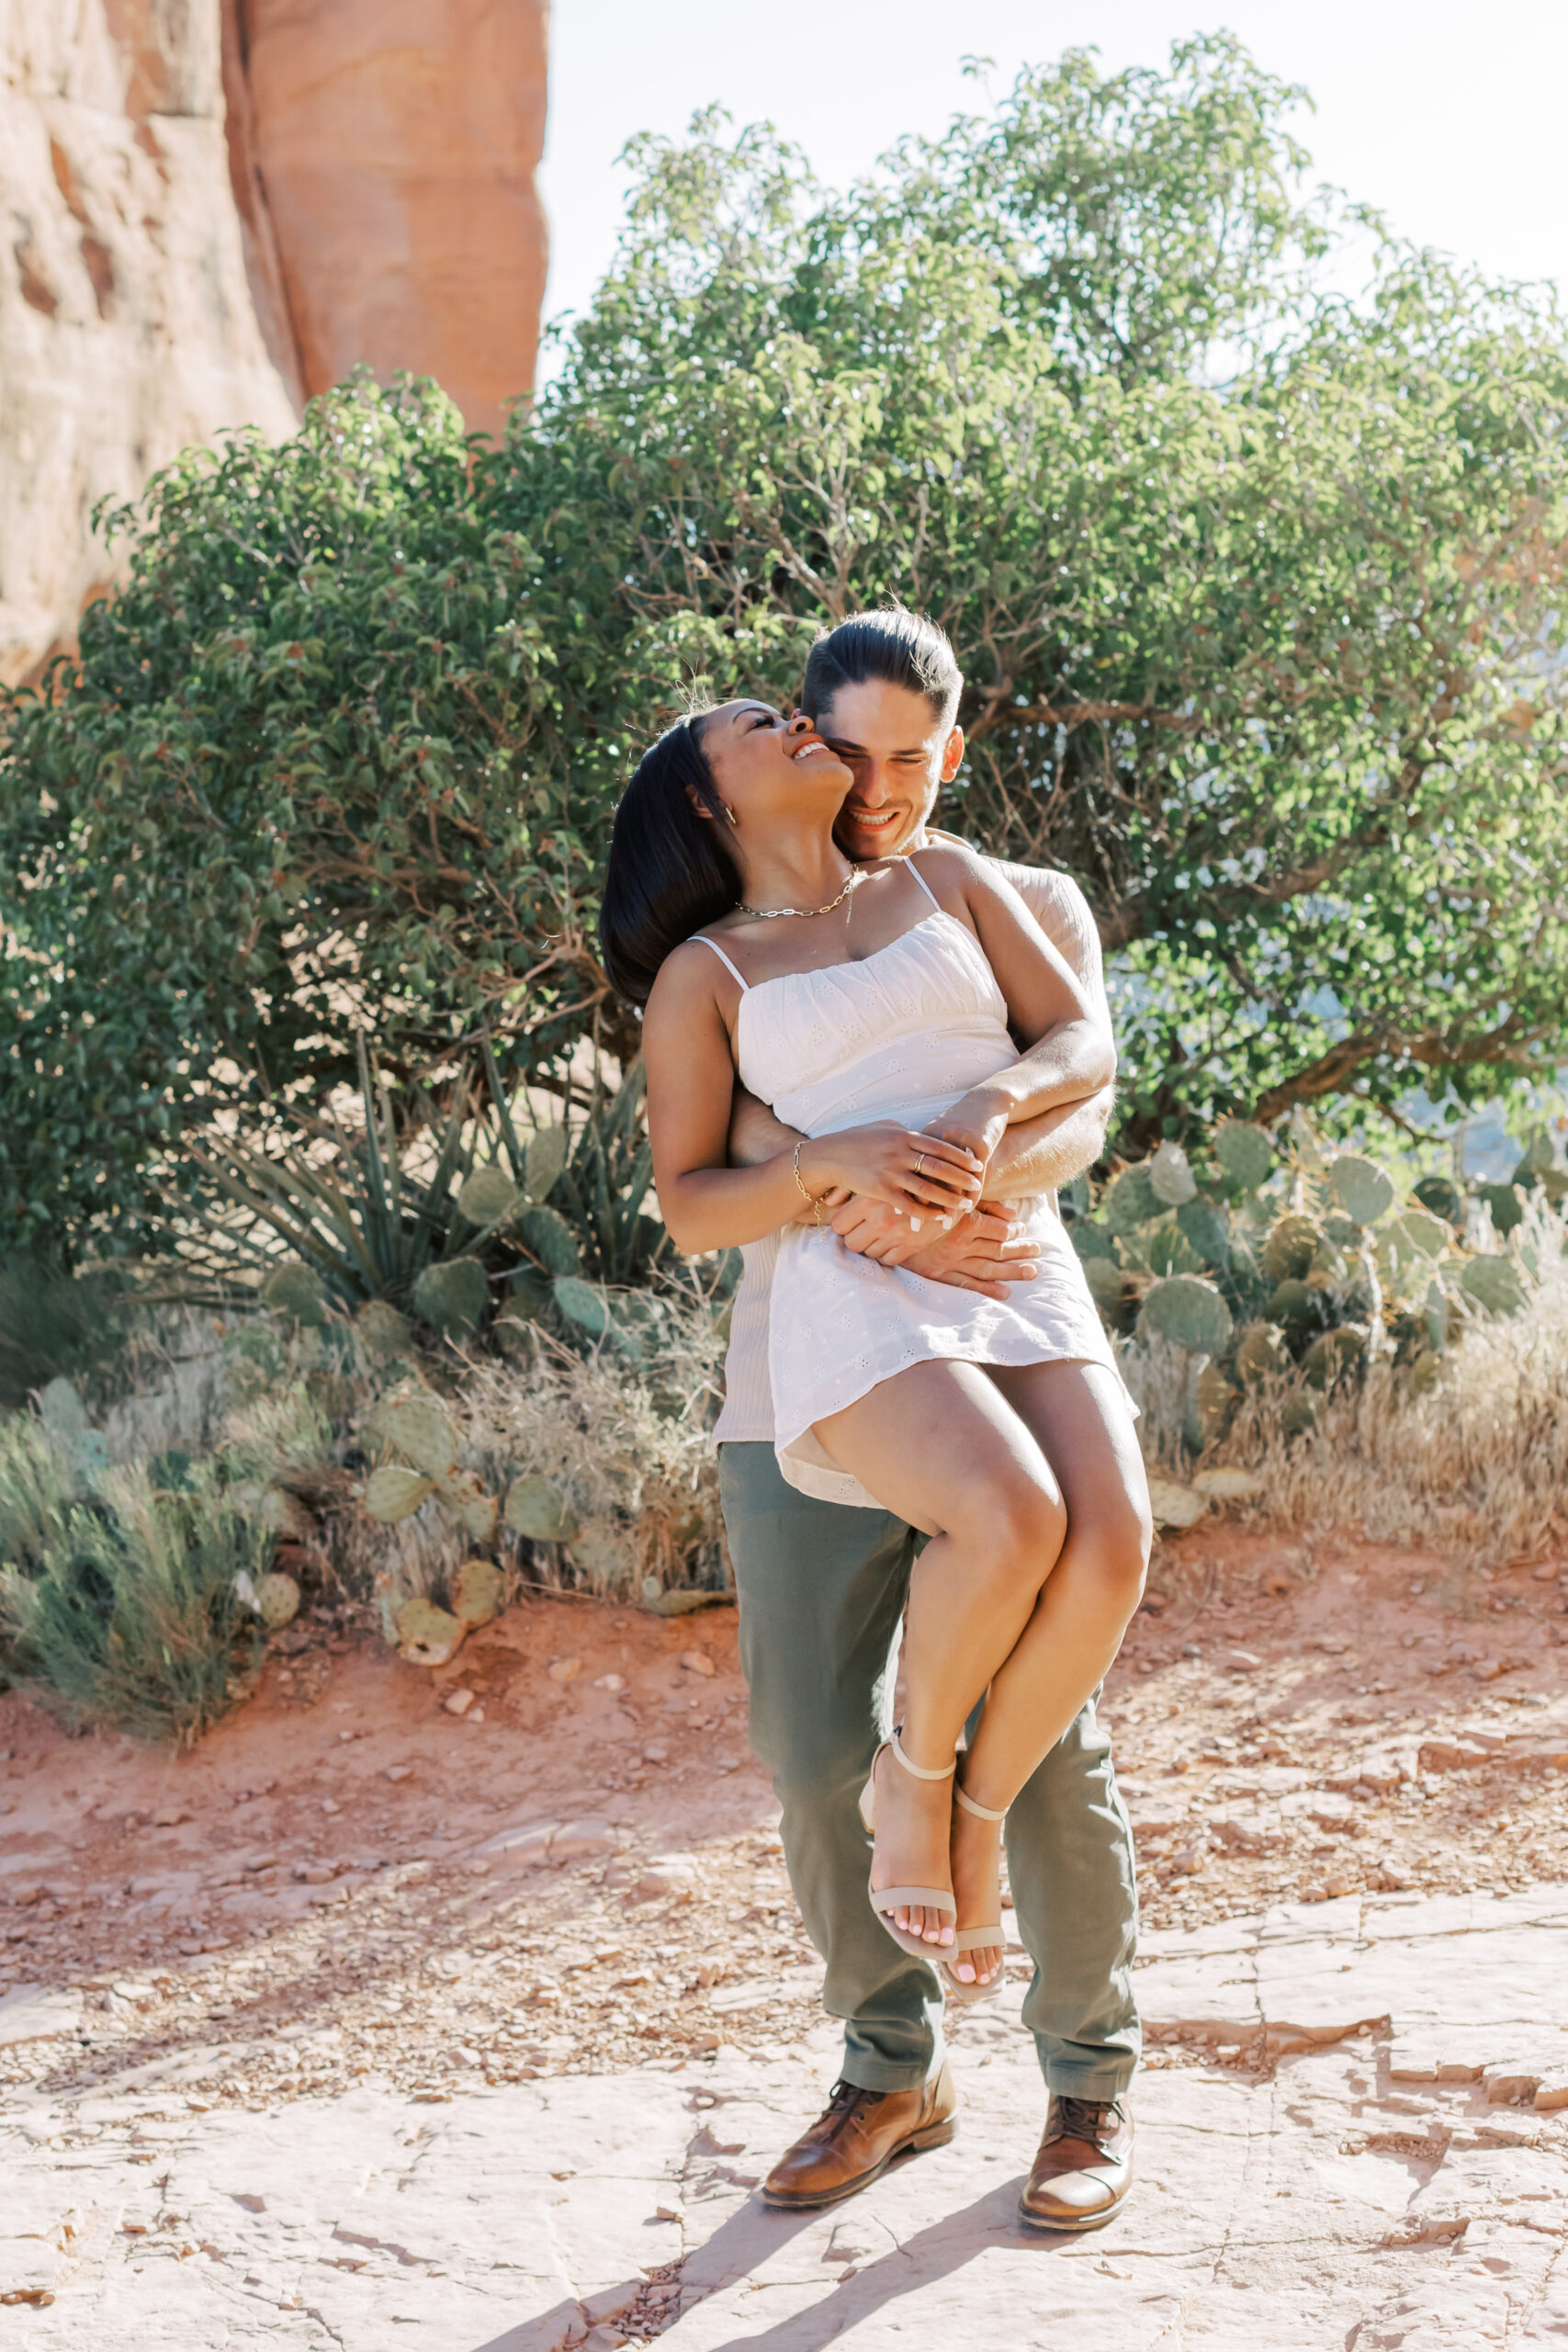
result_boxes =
[696,866,1127,1509]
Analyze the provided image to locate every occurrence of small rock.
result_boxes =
[548,1658,583,1684]
[1325,1873,1357,1898]
[444,1689,477,1717]
[321,1797,340,1815]
[386,1766,412,1783]
[641,1744,670,1764]
[654,2204,682,2223]
[678,1650,716,1677]
[592,1673,626,1691]
[151,1806,188,1828]
[1224,1649,1262,1672]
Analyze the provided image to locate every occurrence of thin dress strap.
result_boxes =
[904,854,942,913]
[692,933,750,991]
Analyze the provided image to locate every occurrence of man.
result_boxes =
[716,607,1145,2231]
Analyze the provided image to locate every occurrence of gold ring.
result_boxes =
[914,1152,926,1176]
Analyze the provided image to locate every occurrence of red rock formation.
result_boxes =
[1,1,549,684]
[227,0,548,444]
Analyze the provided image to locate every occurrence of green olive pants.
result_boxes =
[719,1441,1141,2098]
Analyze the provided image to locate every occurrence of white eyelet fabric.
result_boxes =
[721,909,1124,1510]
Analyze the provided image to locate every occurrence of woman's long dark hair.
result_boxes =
[599,715,740,1006]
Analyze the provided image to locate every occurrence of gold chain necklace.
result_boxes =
[738,869,864,921]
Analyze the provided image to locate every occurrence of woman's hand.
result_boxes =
[921,1089,1012,1194]
[800,1124,983,1228]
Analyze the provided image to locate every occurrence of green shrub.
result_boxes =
[7,40,1568,1252]
[0,1463,265,1742]
[0,1256,130,1409]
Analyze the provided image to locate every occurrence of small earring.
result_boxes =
[721,801,739,828]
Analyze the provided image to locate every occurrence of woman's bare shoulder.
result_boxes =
[644,937,733,1026]
[906,839,988,901]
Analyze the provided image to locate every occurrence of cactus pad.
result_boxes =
[254,1570,300,1628]
[1413,1174,1463,1224]
[504,1474,580,1542]
[554,1275,615,1340]
[354,1300,412,1363]
[1176,1195,1231,1268]
[1460,1255,1526,1314]
[393,1596,468,1668]
[520,1203,581,1277]
[261,1261,329,1327]
[523,1122,570,1204]
[1146,1477,1209,1529]
[457,1166,525,1228]
[1303,1325,1367,1390]
[363,1464,436,1522]
[1475,1182,1524,1238]
[1136,1274,1233,1356]
[373,1397,457,1479]
[1235,1322,1290,1384]
[412,1256,489,1339]
[1101,1163,1162,1233]
[1329,1154,1395,1227]
[1195,1361,1238,1441]
[451,1557,503,1627]
[1213,1121,1274,1191]
[1148,1141,1198,1206]
[1262,1213,1321,1283]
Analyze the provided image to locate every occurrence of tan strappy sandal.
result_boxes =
[940,1779,1008,2005]
[858,1727,957,1960]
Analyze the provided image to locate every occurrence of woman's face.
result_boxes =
[698,701,852,830]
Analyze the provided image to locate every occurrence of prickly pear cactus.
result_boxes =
[1101,1164,1161,1235]
[520,1204,581,1278]
[1262,1214,1321,1284]
[503,1475,579,1542]
[254,1569,301,1628]
[1136,1275,1233,1357]
[1329,1154,1395,1227]
[457,1166,525,1229]
[1147,1141,1198,1207]
[523,1123,570,1204]
[354,1300,413,1364]
[1213,1121,1274,1191]
[412,1257,488,1339]
[262,1262,329,1328]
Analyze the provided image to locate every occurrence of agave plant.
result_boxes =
[175,1036,569,1338]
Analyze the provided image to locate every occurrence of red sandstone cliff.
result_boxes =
[1,1,549,686]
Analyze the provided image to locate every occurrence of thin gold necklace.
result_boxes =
[738,868,864,921]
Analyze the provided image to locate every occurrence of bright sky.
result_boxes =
[539,1,1568,335]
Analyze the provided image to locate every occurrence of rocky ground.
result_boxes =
[2,1524,1567,2341]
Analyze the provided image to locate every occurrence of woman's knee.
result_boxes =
[971,1468,1067,1598]
[1070,1486,1153,1616]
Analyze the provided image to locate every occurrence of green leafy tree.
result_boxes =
[4,33,1567,1255]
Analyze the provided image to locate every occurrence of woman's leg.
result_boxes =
[810,1358,1069,1950]
[947,1362,1152,1985]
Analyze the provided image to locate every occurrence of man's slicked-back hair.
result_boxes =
[800,605,963,734]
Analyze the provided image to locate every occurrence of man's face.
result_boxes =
[805,679,964,863]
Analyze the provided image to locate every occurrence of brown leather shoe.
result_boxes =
[761,2062,957,2209]
[1017,2095,1133,2232]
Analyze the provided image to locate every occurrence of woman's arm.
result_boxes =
[642,942,984,1254]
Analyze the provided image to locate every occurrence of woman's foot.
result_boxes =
[866,1736,957,1948]
[947,1788,1007,1987]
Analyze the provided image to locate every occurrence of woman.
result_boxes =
[602,700,1149,1997]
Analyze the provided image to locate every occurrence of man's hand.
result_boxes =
[829,1194,1040,1301]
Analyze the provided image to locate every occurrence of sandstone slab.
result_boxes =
[2,1890,1564,2347]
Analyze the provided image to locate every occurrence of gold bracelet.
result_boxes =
[793,1139,828,1227]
